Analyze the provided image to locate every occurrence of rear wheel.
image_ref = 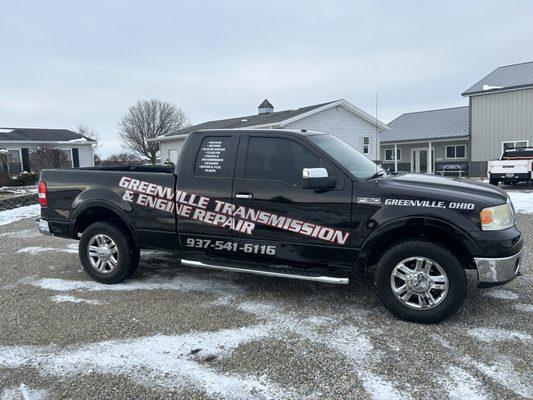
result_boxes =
[489,175,498,186]
[79,221,139,284]
[375,240,467,323]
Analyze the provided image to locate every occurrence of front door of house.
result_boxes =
[411,148,435,173]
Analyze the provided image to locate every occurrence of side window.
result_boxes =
[195,136,232,177]
[245,137,332,187]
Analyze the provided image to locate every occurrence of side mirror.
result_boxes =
[302,168,336,190]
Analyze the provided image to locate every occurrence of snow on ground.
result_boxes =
[483,289,519,300]
[439,366,489,400]
[514,303,533,312]
[0,298,409,400]
[0,185,37,195]
[0,328,294,399]
[50,294,102,305]
[25,273,246,297]
[507,191,533,214]
[467,327,531,343]
[434,334,532,398]
[17,243,78,255]
[0,228,41,239]
[1,384,48,400]
[0,205,40,226]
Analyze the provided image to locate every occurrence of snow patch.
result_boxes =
[484,289,519,300]
[50,294,102,305]
[433,334,532,398]
[26,274,245,297]
[514,303,533,312]
[0,228,41,239]
[508,191,533,214]
[0,329,292,399]
[0,185,37,195]
[439,366,488,400]
[1,384,48,400]
[361,372,410,400]
[236,300,407,400]
[17,243,78,255]
[0,205,40,226]
[467,327,531,343]
[468,357,533,398]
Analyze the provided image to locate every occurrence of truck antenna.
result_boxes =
[375,93,379,181]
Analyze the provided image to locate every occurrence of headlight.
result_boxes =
[480,203,514,230]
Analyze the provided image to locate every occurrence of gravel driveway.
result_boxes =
[0,212,531,399]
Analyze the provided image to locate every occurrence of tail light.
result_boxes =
[38,180,48,207]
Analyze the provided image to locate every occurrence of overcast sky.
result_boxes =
[1,1,532,156]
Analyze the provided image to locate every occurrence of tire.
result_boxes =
[375,240,467,323]
[489,175,498,186]
[79,221,140,284]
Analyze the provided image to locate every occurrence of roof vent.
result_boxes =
[258,99,274,114]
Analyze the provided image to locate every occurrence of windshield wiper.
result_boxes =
[365,172,383,181]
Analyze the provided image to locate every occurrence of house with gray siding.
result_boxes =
[462,61,533,176]
[155,99,389,163]
[380,107,469,175]
[0,127,96,175]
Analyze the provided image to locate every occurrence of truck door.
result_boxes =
[231,133,353,270]
[176,132,239,254]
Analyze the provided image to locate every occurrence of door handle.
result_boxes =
[235,193,253,199]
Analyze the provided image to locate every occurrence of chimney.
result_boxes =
[258,99,274,114]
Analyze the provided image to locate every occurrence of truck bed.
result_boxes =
[40,166,178,249]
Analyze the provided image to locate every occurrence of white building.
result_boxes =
[156,99,389,164]
[0,127,96,175]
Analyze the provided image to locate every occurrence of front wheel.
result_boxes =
[79,221,139,284]
[375,240,467,323]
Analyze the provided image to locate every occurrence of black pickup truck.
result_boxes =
[37,129,523,323]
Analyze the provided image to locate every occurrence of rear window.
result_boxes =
[194,136,232,177]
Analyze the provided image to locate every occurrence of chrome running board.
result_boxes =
[180,259,349,285]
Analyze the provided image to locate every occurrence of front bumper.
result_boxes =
[37,219,51,235]
[474,249,522,287]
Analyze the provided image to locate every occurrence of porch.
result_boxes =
[380,139,469,176]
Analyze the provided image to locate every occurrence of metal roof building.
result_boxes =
[462,61,533,96]
[380,106,469,143]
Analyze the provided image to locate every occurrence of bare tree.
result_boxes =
[119,99,190,164]
[30,145,70,174]
[101,152,144,166]
[74,124,100,150]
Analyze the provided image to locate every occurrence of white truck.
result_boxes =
[488,147,533,186]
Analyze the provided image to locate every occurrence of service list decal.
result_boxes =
[119,176,350,245]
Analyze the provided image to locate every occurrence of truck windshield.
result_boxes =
[308,134,383,179]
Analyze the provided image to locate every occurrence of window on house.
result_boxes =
[5,149,22,175]
[385,148,401,161]
[502,140,529,152]
[445,145,466,159]
[60,149,73,168]
[363,137,370,154]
